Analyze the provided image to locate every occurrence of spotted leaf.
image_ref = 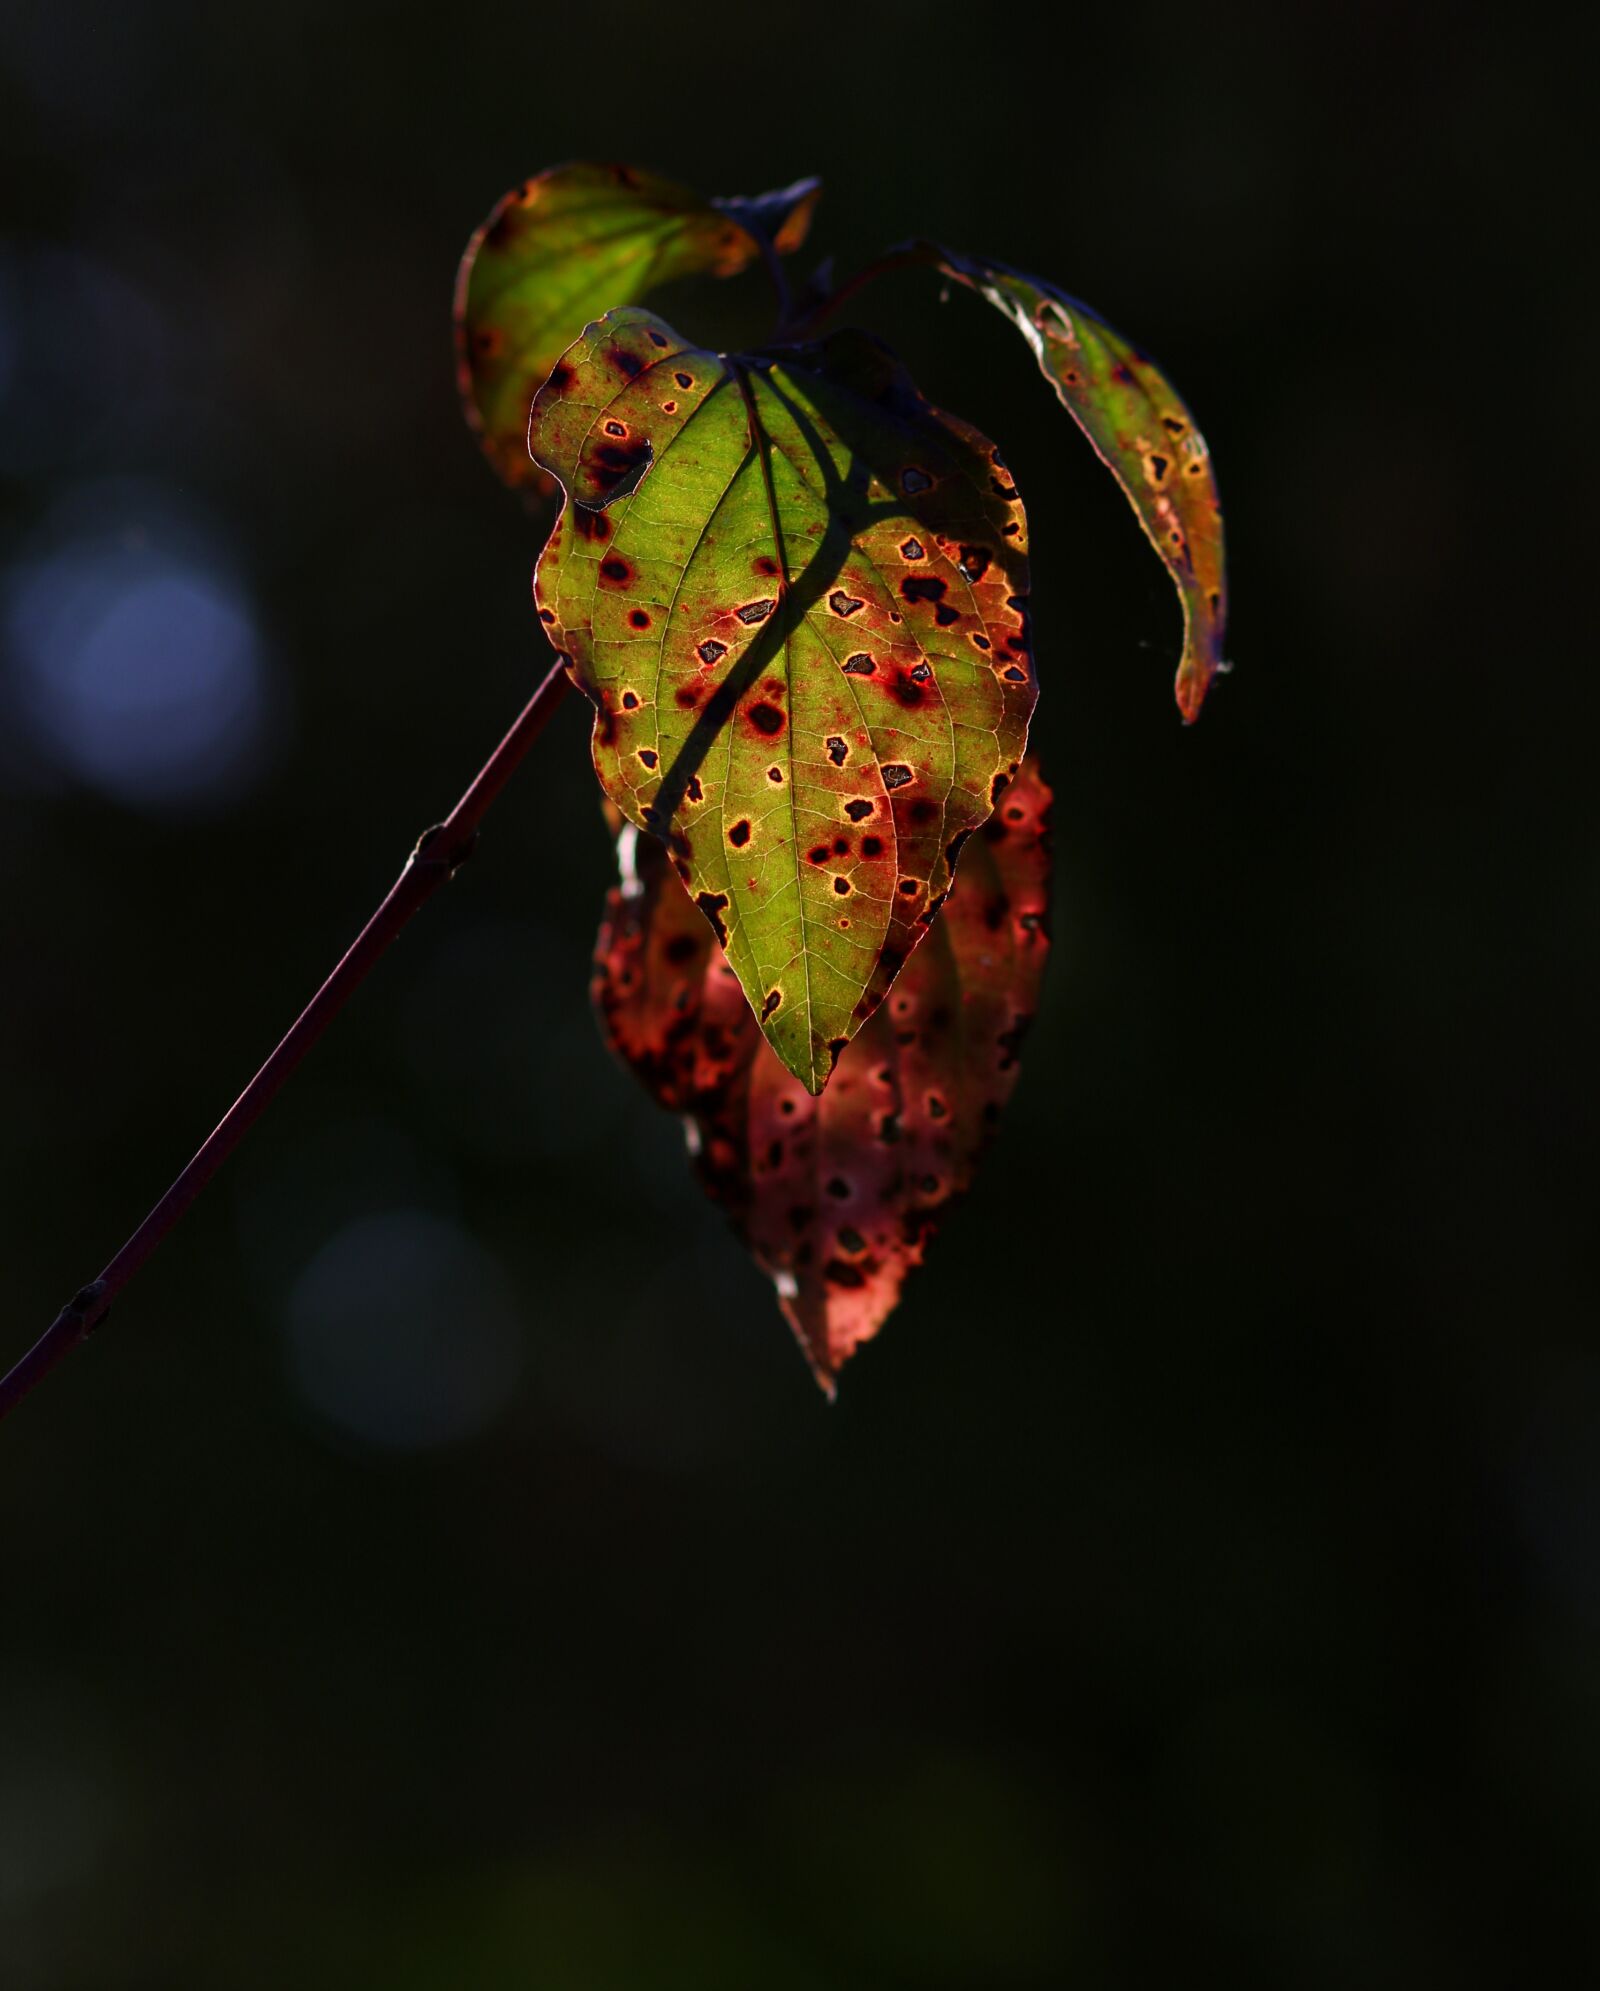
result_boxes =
[593,758,1052,1392]
[455,162,820,489]
[532,306,1034,1093]
[925,245,1226,723]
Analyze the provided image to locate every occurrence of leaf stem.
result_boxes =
[0,656,572,1427]
[755,230,793,340]
[778,246,931,343]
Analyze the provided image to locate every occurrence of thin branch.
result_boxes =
[0,656,573,1427]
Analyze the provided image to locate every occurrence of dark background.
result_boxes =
[1,3,1593,1984]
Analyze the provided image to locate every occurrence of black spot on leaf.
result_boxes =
[596,440,649,476]
[696,891,730,945]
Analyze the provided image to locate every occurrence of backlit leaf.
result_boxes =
[927,245,1226,723]
[593,758,1053,1392]
[532,306,1034,1093]
[454,162,819,489]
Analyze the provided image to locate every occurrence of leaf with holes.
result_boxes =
[925,245,1225,723]
[531,306,1034,1094]
[594,758,1052,1391]
[455,162,819,489]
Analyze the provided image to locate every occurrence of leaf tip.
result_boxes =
[776,1028,847,1099]
[1176,641,1229,725]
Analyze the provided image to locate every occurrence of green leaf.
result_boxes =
[926,245,1227,723]
[592,757,1054,1392]
[530,306,1035,1094]
[454,162,819,489]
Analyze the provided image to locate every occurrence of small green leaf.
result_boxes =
[454,162,819,489]
[531,307,1034,1094]
[927,245,1226,723]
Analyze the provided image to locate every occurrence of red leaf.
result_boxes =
[594,759,1053,1392]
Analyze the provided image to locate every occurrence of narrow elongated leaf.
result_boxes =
[455,162,819,488]
[926,245,1226,723]
[594,758,1053,1392]
[532,306,1034,1093]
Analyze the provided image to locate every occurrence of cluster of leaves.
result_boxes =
[455,164,1226,1391]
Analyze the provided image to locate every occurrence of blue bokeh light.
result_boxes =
[284,1209,524,1451]
[2,486,279,811]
